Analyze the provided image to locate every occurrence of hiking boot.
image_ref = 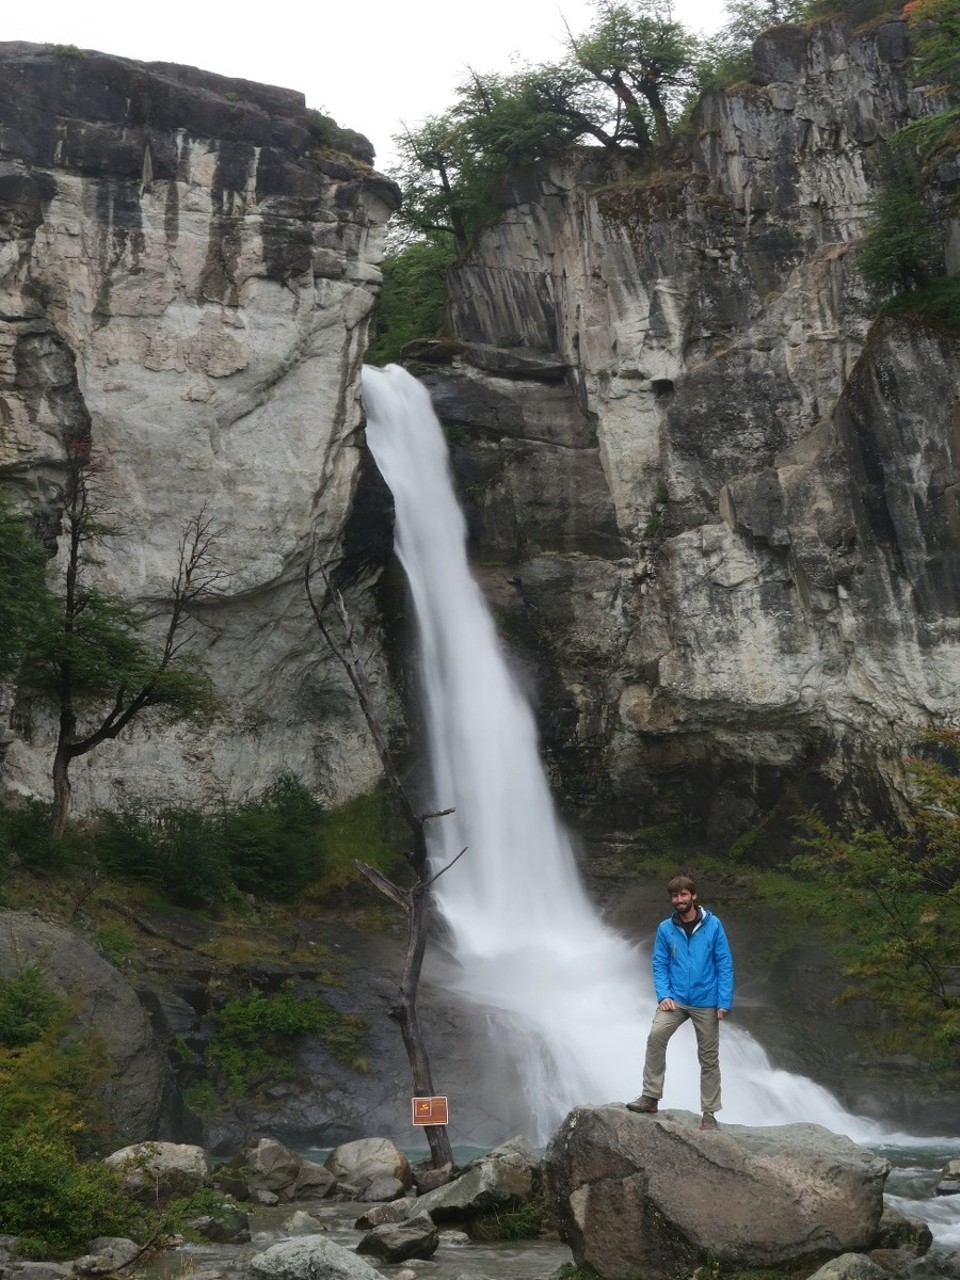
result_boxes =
[626,1096,659,1114]
[700,1112,718,1130]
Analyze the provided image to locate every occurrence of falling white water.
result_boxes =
[360,363,904,1148]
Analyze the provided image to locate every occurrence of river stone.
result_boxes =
[873,1205,933,1252]
[72,1239,143,1275]
[354,1200,417,1229]
[806,1255,889,1280]
[324,1137,413,1191]
[280,1210,327,1235]
[245,1235,384,1280]
[360,1175,406,1202]
[189,1203,252,1243]
[241,1137,335,1202]
[414,1135,542,1222]
[104,1141,211,1202]
[355,1212,440,1263]
[544,1105,890,1280]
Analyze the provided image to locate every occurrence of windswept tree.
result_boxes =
[388,0,705,256]
[25,448,225,835]
[390,116,475,253]
[571,0,701,148]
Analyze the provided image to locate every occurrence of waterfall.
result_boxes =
[361,362,889,1147]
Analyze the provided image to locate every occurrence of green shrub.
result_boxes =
[95,806,232,908]
[207,983,368,1097]
[468,1200,545,1240]
[366,240,455,367]
[0,1117,142,1257]
[314,789,401,887]
[0,968,143,1255]
[222,775,326,899]
[93,925,135,966]
[856,177,941,295]
[879,274,960,332]
[0,967,63,1049]
[0,799,72,870]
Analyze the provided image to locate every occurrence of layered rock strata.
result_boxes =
[432,18,960,835]
[0,43,398,810]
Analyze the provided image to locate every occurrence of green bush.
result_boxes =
[92,925,135,966]
[0,1118,142,1257]
[95,806,232,908]
[222,775,326,899]
[468,1200,545,1240]
[0,967,63,1049]
[0,968,143,1256]
[92,777,352,908]
[207,982,368,1097]
[366,240,456,367]
[0,799,74,871]
[856,177,941,295]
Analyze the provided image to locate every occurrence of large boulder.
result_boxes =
[355,1212,439,1263]
[544,1105,890,1280]
[413,1136,541,1222]
[240,1137,335,1202]
[0,911,196,1144]
[104,1141,210,1203]
[324,1137,413,1194]
[245,1235,384,1280]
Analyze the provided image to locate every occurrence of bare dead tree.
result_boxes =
[304,554,462,1172]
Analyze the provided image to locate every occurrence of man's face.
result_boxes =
[671,889,695,915]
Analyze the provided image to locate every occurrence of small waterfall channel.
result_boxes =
[360,365,960,1242]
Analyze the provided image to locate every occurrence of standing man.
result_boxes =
[627,874,734,1130]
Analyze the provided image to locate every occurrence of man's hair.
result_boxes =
[667,874,696,895]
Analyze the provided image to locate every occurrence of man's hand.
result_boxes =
[659,998,676,1011]
[717,1008,728,1020]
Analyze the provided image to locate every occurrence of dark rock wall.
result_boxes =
[428,18,960,844]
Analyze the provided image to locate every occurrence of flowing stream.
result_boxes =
[360,364,959,1227]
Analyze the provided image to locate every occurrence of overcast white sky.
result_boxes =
[9,0,728,171]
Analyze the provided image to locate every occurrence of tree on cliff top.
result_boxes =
[388,0,705,252]
[570,0,700,148]
[22,448,224,835]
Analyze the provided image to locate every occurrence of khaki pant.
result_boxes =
[642,1004,722,1114]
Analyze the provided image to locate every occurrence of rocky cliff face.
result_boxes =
[425,17,960,839]
[0,44,398,811]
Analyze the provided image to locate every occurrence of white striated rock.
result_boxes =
[0,46,399,813]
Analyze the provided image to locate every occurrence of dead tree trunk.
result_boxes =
[305,557,458,1171]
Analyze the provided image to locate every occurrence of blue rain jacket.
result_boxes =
[652,908,735,1010]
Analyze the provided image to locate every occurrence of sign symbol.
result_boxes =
[411,1095,449,1125]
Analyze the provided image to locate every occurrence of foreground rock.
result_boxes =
[414,1136,541,1222]
[324,1137,413,1198]
[245,1235,384,1280]
[545,1105,893,1280]
[229,1138,336,1203]
[105,1140,211,1202]
[355,1211,439,1263]
[0,912,196,1145]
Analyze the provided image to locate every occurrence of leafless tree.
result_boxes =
[305,554,462,1172]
